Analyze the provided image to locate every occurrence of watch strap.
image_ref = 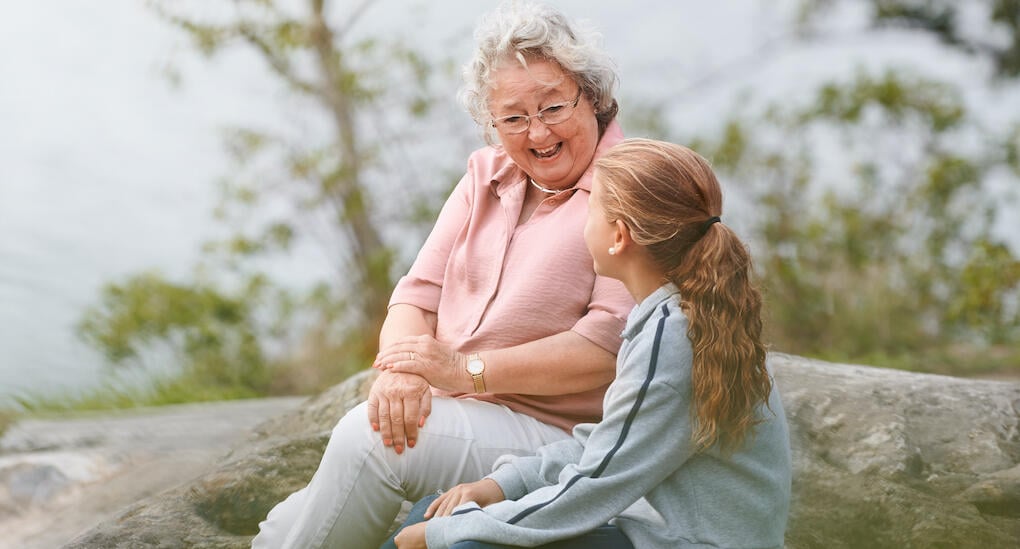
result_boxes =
[467,353,487,393]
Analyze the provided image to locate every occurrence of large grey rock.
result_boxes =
[64,354,1020,548]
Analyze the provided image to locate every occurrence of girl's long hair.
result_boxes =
[595,139,771,453]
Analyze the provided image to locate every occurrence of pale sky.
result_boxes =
[1,0,1016,401]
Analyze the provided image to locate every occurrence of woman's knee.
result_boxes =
[324,401,386,453]
[330,400,373,438]
[323,400,432,477]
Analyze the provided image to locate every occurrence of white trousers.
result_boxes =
[251,396,569,549]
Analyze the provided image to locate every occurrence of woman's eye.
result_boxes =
[543,105,565,114]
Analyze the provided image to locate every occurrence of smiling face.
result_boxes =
[487,57,600,191]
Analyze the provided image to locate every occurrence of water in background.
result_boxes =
[1,0,1016,405]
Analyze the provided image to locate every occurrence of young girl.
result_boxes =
[381,138,792,549]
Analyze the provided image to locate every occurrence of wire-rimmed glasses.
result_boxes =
[490,89,583,135]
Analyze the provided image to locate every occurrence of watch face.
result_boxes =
[467,359,484,375]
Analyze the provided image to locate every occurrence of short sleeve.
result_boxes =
[570,273,633,354]
[388,170,474,312]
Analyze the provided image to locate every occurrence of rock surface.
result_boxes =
[0,397,303,549]
[62,354,1020,548]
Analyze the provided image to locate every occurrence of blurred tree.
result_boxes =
[869,0,1020,77]
[796,0,1020,77]
[149,0,454,346]
[77,0,469,400]
[689,69,1020,373]
[78,272,277,397]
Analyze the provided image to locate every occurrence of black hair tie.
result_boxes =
[702,216,721,233]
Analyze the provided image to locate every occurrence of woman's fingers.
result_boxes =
[388,396,407,454]
[368,373,431,454]
[366,392,380,432]
[374,343,427,371]
[375,354,424,374]
[402,391,420,449]
[375,335,442,366]
[374,336,465,393]
[376,395,394,447]
[418,389,432,429]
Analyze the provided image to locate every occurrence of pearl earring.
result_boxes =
[608,247,616,255]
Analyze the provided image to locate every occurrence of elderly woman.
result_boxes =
[251,3,632,548]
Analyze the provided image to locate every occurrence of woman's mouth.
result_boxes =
[532,143,562,159]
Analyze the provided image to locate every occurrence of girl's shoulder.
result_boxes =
[622,286,684,336]
[626,292,690,346]
[620,295,693,389]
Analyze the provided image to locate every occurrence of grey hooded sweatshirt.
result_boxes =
[425,284,791,548]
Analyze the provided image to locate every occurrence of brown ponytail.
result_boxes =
[595,139,771,453]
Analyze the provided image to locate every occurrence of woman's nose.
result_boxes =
[526,117,552,141]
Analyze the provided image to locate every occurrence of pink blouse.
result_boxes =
[388,121,634,431]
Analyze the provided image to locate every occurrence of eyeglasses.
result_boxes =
[490,89,582,135]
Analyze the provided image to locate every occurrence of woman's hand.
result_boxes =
[393,522,428,549]
[366,371,432,455]
[374,335,470,393]
[426,478,506,518]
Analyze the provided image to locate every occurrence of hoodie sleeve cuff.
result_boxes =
[486,464,528,502]
[425,515,456,549]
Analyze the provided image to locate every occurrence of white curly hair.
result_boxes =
[458,1,620,144]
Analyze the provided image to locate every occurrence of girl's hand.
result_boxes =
[374,335,470,393]
[426,478,506,518]
[393,522,428,549]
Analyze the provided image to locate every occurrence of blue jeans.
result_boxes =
[380,495,634,549]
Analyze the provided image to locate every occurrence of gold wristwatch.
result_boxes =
[466,353,487,393]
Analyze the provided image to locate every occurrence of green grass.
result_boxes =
[0,408,15,438]
[3,372,267,419]
[803,343,1020,380]
[0,348,368,423]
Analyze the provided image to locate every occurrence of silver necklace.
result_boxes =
[529,178,568,195]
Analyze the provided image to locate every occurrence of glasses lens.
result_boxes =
[493,116,529,134]
[504,119,529,134]
[540,103,573,125]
